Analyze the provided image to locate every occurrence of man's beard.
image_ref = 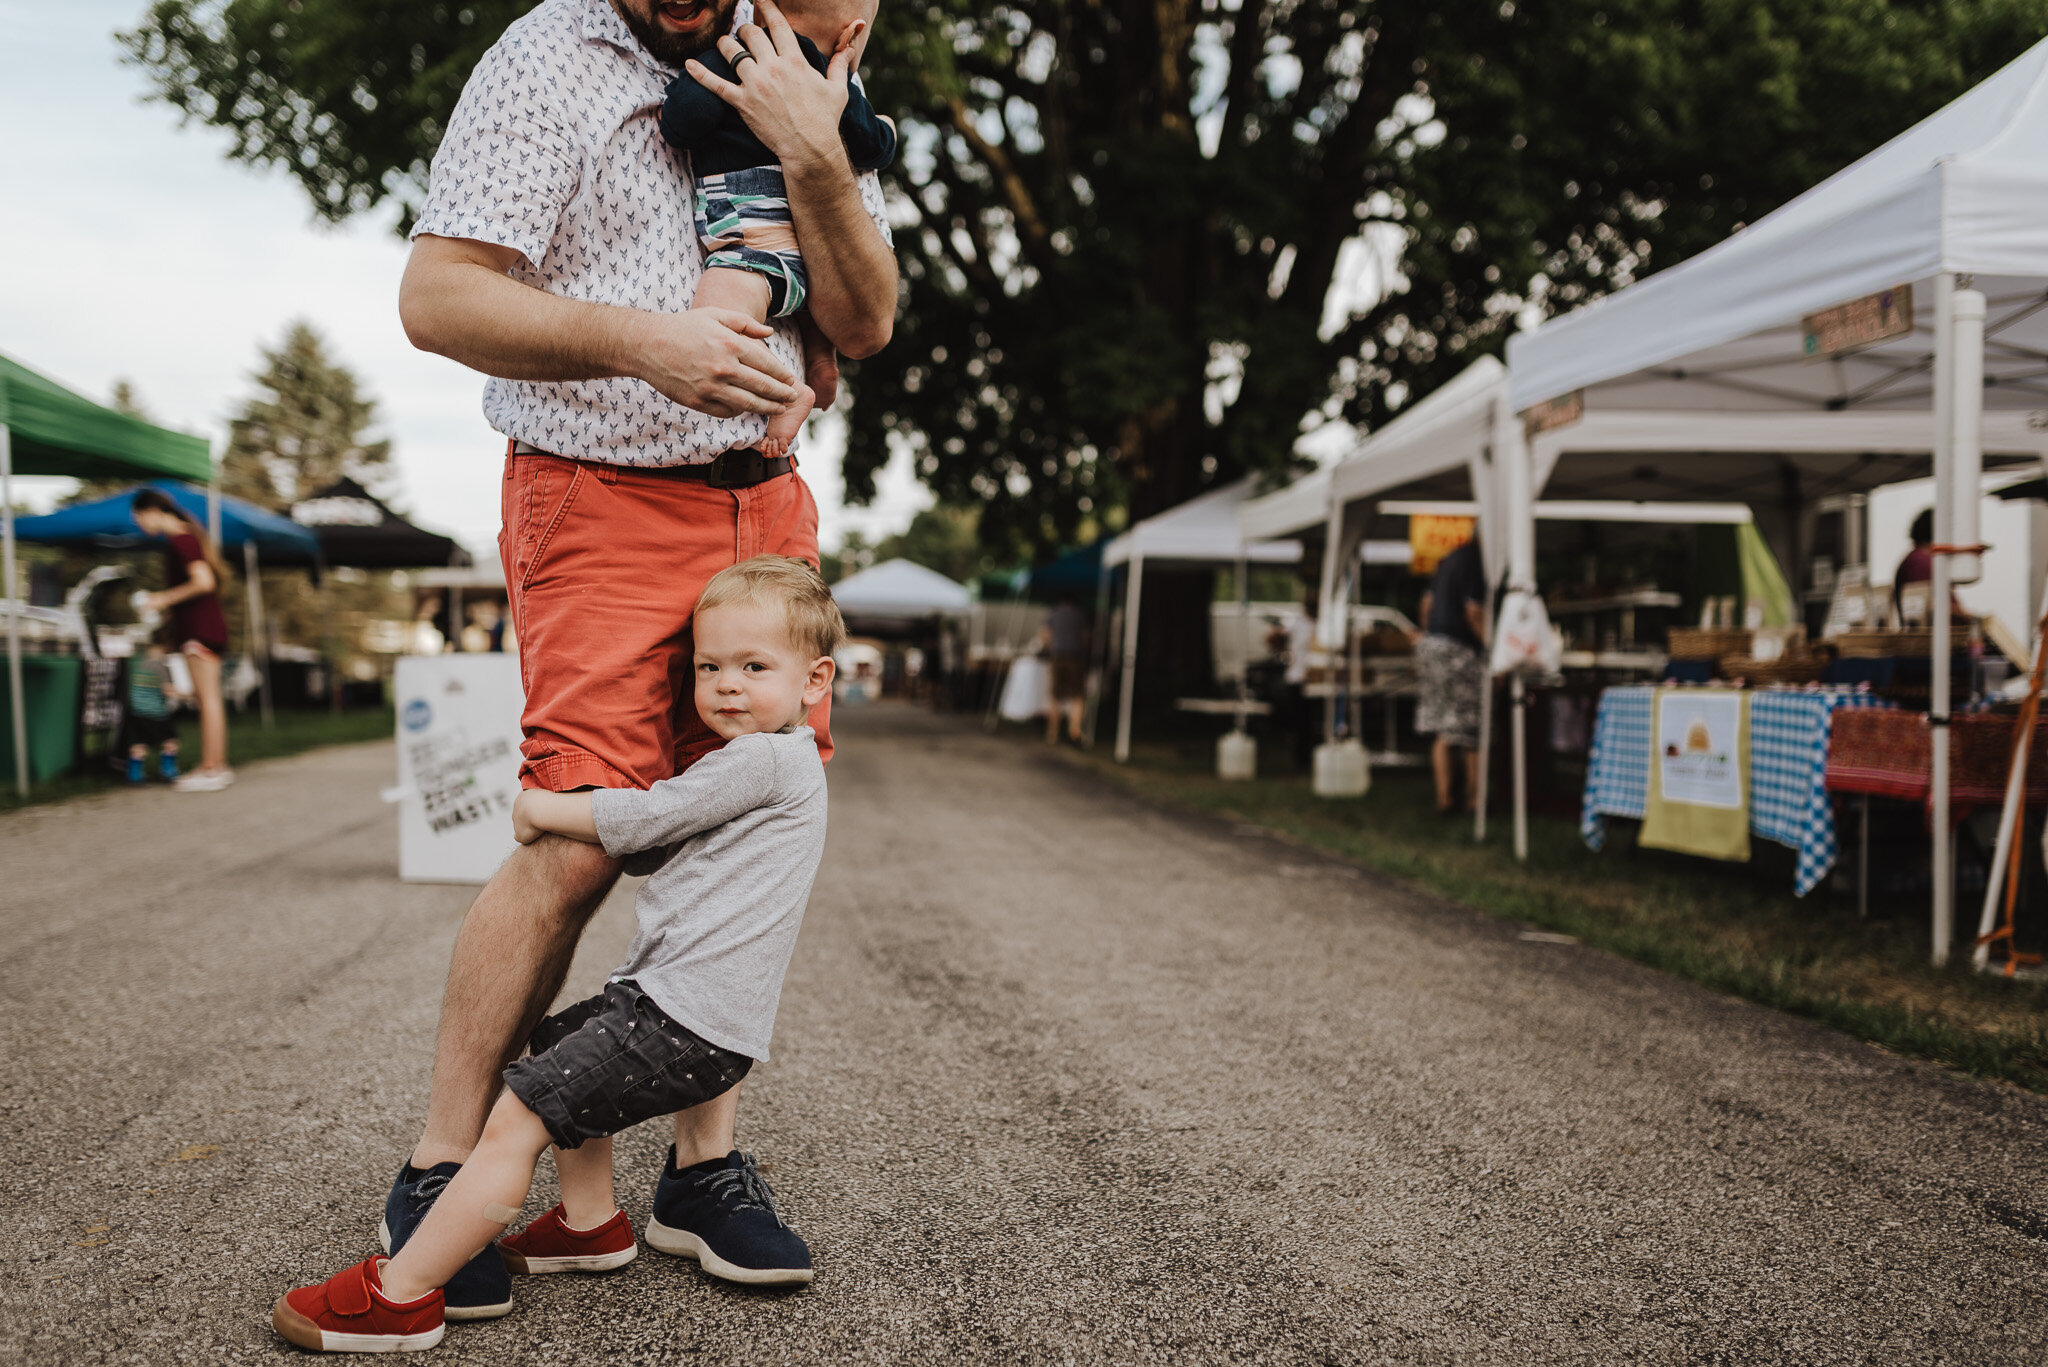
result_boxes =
[611,0,734,67]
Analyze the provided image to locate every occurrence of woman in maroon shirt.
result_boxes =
[132,489,234,790]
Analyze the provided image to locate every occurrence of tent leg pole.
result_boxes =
[1474,588,1495,843]
[3,425,26,796]
[1235,547,1250,734]
[1511,671,1528,862]
[1115,556,1143,763]
[1930,272,1956,967]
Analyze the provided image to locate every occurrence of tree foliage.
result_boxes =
[222,322,393,510]
[218,325,404,662]
[850,0,2048,552]
[120,0,532,229]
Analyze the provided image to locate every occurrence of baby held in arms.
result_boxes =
[662,0,897,460]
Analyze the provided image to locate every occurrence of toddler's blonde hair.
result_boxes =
[695,555,846,660]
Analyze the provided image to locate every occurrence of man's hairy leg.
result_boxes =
[411,835,622,1169]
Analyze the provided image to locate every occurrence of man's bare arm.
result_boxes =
[399,235,800,417]
[689,2,897,358]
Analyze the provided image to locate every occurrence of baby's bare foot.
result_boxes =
[760,382,817,462]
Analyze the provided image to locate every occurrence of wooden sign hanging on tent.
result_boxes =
[1802,285,1913,359]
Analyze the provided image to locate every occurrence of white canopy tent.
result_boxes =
[1104,478,1302,761]
[1507,36,2048,964]
[830,557,972,621]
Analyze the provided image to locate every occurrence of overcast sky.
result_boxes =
[0,0,934,558]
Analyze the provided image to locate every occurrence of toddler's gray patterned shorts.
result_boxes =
[502,978,752,1149]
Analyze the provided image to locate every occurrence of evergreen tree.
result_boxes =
[224,322,392,510]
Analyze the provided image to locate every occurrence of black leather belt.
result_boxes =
[513,443,791,490]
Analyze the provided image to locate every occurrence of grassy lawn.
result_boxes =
[1030,725,2048,1094]
[0,707,395,815]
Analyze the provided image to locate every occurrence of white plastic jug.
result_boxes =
[1312,738,1370,797]
[1217,729,1258,781]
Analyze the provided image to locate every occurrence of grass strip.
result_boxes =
[0,707,395,815]
[1044,731,2048,1094]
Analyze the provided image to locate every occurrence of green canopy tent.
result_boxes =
[1,353,212,794]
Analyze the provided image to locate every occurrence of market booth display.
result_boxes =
[1506,36,2048,962]
[0,353,212,792]
[1101,478,1301,761]
[14,480,323,727]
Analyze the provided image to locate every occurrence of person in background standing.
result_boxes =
[1412,532,1488,815]
[131,488,233,791]
[1891,508,1963,624]
[1041,592,1089,744]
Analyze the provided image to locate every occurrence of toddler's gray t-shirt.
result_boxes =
[590,726,826,1061]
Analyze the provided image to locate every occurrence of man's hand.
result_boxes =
[401,235,798,416]
[628,307,798,418]
[685,1,861,176]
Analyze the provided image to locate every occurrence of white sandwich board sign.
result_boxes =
[394,655,525,884]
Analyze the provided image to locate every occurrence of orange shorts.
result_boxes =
[499,451,833,792]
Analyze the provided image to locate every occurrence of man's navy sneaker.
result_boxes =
[645,1149,814,1286]
[379,1162,513,1320]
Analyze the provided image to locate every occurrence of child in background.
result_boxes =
[272,556,842,1353]
[662,0,896,460]
[121,633,184,784]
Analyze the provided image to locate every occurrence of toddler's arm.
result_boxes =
[589,738,777,855]
[513,789,600,845]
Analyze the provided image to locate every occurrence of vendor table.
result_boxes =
[1581,685,1886,895]
[1825,708,2048,811]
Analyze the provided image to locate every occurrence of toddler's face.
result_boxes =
[692,597,833,741]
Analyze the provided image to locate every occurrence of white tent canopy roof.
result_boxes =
[1237,465,1332,542]
[1509,36,2048,414]
[1104,477,1301,568]
[830,557,972,618]
[1326,356,1506,506]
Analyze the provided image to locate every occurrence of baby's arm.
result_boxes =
[660,49,741,150]
[839,90,896,171]
[513,789,600,845]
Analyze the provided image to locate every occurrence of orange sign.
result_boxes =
[1409,515,1475,577]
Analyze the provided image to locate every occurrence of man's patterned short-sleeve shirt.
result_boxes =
[412,0,891,467]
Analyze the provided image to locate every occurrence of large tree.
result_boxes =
[124,0,2048,693]
[219,323,403,665]
[222,321,393,509]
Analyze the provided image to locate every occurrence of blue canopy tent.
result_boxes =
[16,481,324,730]
[13,480,321,566]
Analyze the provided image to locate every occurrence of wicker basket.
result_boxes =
[1669,627,1753,660]
[1718,651,1830,685]
[1832,628,1973,659]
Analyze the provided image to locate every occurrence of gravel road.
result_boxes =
[4,702,2046,1365]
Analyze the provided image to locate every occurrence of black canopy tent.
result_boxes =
[290,478,470,570]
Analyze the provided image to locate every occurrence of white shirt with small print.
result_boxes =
[412,0,892,467]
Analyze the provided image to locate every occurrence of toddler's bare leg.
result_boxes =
[553,1136,618,1230]
[381,1093,553,1303]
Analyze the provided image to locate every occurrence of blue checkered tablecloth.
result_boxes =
[1580,686,1887,896]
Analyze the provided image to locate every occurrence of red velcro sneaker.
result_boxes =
[272,1256,446,1353]
[497,1204,638,1274]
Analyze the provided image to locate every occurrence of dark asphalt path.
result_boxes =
[4,703,2047,1364]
